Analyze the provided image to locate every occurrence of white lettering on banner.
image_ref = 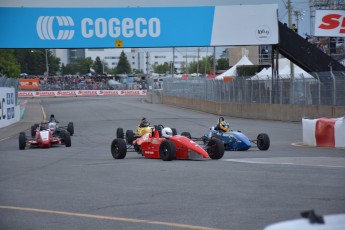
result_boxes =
[81,17,160,38]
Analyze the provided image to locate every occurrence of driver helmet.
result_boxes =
[50,114,55,121]
[141,120,150,127]
[220,121,230,132]
[162,127,173,138]
[48,122,56,130]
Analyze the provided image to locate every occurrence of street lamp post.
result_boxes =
[31,49,49,76]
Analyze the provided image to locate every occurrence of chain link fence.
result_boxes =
[163,71,345,106]
[0,77,19,105]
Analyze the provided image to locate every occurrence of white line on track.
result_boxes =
[222,157,345,168]
[0,205,220,230]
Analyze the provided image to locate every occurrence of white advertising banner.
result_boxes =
[314,10,345,37]
[0,87,20,128]
[18,90,147,97]
[211,4,278,46]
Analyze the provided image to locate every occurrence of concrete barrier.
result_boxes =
[162,95,345,122]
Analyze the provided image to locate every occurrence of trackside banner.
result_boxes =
[0,5,278,48]
[18,90,147,97]
[315,10,345,37]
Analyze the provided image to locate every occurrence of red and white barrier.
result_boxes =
[303,117,345,148]
[18,90,147,98]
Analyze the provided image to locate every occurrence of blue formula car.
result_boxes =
[201,130,270,151]
[189,117,270,151]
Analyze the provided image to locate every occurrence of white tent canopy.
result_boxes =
[249,58,314,80]
[215,55,254,80]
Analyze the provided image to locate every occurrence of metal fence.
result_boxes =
[163,71,345,106]
[0,77,19,105]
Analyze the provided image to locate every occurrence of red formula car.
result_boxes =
[111,127,224,161]
[19,123,71,150]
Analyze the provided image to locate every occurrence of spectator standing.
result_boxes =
[291,24,298,33]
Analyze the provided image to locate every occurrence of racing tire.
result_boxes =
[257,133,270,151]
[159,140,176,161]
[19,132,26,150]
[181,132,192,139]
[31,124,38,137]
[67,122,74,136]
[206,138,224,160]
[116,128,124,139]
[171,128,177,136]
[126,130,135,144]
[111,138,127,159]
[64,132,71,147]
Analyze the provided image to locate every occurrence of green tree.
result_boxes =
[0,49,21,77]
[61,57,93,75]
[13,49,60,76]
[153,62,170,74]
[116,50,131,74]
[94,56,103,74]
[188,56,213,74]
[217,58,229,71]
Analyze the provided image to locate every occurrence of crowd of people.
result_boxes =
[21,75,148,91]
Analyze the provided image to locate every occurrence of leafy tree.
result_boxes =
[0,49,21,77]
[13,49,60,76]
[188,56,213,74]
[153,62,170,74]
[94,56,103,74]
[116,50,131,74]
[61,57,93,75]
[217,58,229,71]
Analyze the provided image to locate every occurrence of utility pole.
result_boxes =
[288,0,295,104]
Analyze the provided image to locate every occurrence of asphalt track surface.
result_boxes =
[0,96,344,230]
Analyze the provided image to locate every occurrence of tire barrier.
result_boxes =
[302,117,345,148]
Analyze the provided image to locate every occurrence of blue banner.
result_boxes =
[0,7,215,48]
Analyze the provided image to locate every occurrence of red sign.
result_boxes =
[315,10,345,37]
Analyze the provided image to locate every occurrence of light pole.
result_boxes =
[31,49,49,76]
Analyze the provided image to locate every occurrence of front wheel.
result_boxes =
[257,133,270,151]
[67,122,74,136]
[206,138,224,160]
[111,138,127,159]
[159,140,176,161]
[19,132,26,150]
[64,132,71,147]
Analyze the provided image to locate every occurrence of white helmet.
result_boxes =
[162,127,173,138]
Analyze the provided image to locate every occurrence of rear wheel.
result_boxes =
[126,130,135,144]
[67,122,74,136]
[181,132,192,139]
[116,128,124,139]
[159,140,176,161]
[206,138,224,160]
[257,133,270,150]
[64,132,71,147]
[111,138,127,159]
[19,132,26,150]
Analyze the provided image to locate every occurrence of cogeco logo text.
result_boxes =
[36,16,161,40]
